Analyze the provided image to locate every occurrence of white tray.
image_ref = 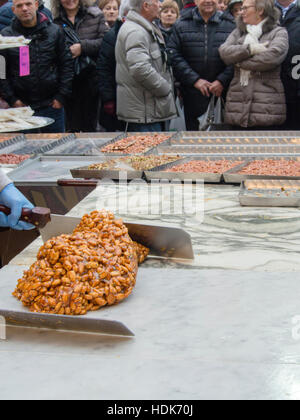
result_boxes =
[0,117,54,133]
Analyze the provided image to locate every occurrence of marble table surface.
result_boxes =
[2,182,300,400]
[10,183,300,271]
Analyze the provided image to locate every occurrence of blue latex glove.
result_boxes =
[0,183,35,230]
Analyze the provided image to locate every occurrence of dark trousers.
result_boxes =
[33,106,65,133]
[127,122,163,132]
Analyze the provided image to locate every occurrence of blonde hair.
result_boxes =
[160,0,180,17]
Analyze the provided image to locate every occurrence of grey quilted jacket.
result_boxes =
[115,10,177,123]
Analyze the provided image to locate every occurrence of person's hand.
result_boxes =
[0,183,35,230]
[209,80,224,97]
[249,42,269,56]
[194,79,212,97]
[70,43,82,58]
[51,99,63,109]
[103,101,116,116]
[13,100,26,108]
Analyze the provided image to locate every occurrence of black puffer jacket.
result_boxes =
[278,1,300,103]
[168,8,235,129]
[97,18,123,103]
[0,13,73,109]
[168,8,235,88]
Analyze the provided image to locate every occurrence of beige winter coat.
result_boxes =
[219,20,288,127]
[115,10,177,123]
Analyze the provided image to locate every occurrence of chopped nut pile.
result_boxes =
[13,211,149,315]
[166,160,243,173]
[100,134,170,154]
[88,155,181,171]
[237,159,300,176]
[0,154,30,164]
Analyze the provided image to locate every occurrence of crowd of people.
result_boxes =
[0,0,299,133]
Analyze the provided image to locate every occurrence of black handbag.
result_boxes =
[62,24,96,76]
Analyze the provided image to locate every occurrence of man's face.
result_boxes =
[144,0,161,21]
[196,0,218,16]
[12,0,38,26]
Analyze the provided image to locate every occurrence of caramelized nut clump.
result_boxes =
[13,211,149,315]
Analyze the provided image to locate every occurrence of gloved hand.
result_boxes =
[249,42,269,56]
[103,101,116,116]
[0,183,35,230]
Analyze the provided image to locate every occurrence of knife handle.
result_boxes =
[0,206,51,228]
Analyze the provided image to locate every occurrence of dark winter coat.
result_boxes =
[278,1,300,104]
[54,5,108,62]
[168,8,235,128]
[157,20,175,45]
[0,0,52,31]
[97,18,123,104]
[0,12,73,109]
[53,5,108,131]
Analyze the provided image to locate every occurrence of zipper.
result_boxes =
[204,24,208,66]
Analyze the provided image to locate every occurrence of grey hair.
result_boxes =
[119,0,131,17]
[129,0,152,12]
[237,0,280,33]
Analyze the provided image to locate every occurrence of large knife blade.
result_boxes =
[40,214,194,260]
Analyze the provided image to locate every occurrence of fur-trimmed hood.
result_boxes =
[50,0,98,19]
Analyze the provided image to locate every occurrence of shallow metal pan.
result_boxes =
[239,180,300,207]
[145,155,246,183]
[99,132,179,157]
[224,156,300,184]
[157,144,300,156]
[71,166,143,181]
[171,134,300,146]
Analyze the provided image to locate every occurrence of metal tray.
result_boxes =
[8,155,110,183]
[178,130,300,138]
[0,116,54,133]
[171,133,300,146]
[45,137,115,156]
[157,144,300,156]
[224,156,300,184]
[0,133,74,155]
[239,179,300,207]
[70,155,183,181]
[75,132,122,139]
[71,165,143,181]
[0,134,25,150]
[144,155,246,183]
[99,132,177,156]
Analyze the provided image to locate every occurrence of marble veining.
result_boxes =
[10,184,300,271]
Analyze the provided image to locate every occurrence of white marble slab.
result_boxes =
[9,183,300,271]
[1,267,300,399]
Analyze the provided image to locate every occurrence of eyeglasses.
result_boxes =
[240,5,256,11]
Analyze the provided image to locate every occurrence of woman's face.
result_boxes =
[217,0,228,11]
[241,0,264,25]
[231,2,242,17]
[60,0,79,13]
[160,7,178,28]
[102,0,119,25]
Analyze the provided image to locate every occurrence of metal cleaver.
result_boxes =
[39,214,194,260]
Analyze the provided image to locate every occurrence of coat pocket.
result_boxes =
[154,91,176,119]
